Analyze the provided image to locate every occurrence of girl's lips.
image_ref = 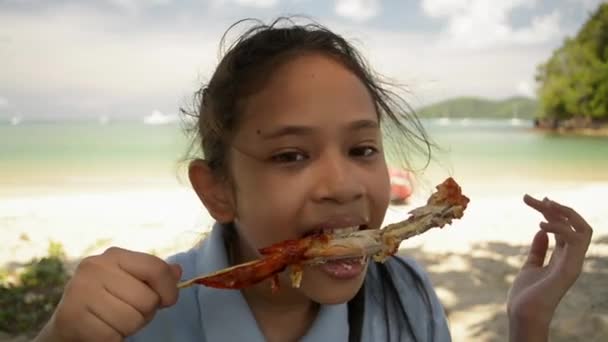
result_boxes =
[317,257,366,279]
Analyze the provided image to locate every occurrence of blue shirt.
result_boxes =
[128,224,451,341]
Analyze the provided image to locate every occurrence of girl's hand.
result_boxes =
[35,247,182,342]
[507,195,593,341]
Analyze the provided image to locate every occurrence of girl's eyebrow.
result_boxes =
[260,119,379,140]
[260,125,314,140]
[349,119,379,130]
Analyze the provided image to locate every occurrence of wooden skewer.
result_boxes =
[176,177,469,290]
[176,203,464,289]
[177,259,261,289]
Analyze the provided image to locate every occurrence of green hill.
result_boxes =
[416,96,538,119]
[536,3,608,120]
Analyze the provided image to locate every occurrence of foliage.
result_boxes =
[0,242,70,335]
[536,3,608,120]
[416,96,538,119]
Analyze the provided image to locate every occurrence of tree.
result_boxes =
[536,3,608,121]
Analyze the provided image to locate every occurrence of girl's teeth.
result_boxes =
[323,226,359,235]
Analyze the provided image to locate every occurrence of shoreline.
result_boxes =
[532,126,608,137]
[533,117,608,137]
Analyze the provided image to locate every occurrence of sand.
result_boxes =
[1,179,607,341]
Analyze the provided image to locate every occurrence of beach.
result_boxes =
[1,120,607,340]
[2,177,607,341]
[393,180,608,342]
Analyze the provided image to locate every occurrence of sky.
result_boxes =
[0,0,606,121]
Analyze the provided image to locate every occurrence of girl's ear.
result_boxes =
[188,159,235,223]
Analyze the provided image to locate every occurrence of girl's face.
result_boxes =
[226,53,391,304]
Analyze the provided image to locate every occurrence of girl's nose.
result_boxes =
[311,153,365,204]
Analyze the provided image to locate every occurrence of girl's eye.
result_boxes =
[350,146,378,158]
[270,151,309,163]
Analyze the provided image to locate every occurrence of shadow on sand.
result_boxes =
[2,236,607,341]
[400,234,608,341]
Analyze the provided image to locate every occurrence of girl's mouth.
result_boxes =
[303,224,369,238]
[303,223,370,279]
[317,256,367,279]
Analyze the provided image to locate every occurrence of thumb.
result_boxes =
[523,230,549,268]
[169,264,183,282]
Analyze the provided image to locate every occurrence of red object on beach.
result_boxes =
[389,168,413,203]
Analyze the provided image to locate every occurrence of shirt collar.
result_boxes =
[194,223,349,342]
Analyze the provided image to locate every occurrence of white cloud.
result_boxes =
[516,80,535,97]
[323,21,547,106]
[421,0,470,18]
[335,0,380,22]
[0,5,222,116]
[233,0,279,8]
[570,0,606,11]
[0,96,7,107]
[108,0,137,12]
[0,1,566,119]
[510,11,561,44]
[208,0,279,10]
[421,0,561,49]
[107,0,172,13]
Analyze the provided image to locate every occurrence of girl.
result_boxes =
[34,18,593,342]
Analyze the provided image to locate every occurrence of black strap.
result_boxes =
[347,284,365,342]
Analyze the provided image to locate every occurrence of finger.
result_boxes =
[523,230,549,268]
[546,199,593,235]
[104,265,161,317]
[523,194,562,222]
[540,221,579,245]
[545,226,588,274]
[87,288,147,338]
[103,248,179,307]
[523,194,544,211]
[81,304,124,342]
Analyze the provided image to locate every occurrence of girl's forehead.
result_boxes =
[237,53,377,131]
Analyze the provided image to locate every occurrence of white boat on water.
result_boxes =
[10,116,22,125]
[510,117,524,126]
[510,103,526,126]
[437,117,451,126]
[143,110,178,125]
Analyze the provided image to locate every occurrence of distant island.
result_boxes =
[417,4,608,137]
[415,96,537,119]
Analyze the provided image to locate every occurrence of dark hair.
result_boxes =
[182,16,433,176]
[182,17,436,342]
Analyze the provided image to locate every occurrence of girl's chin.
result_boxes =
[303,280,365,305]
